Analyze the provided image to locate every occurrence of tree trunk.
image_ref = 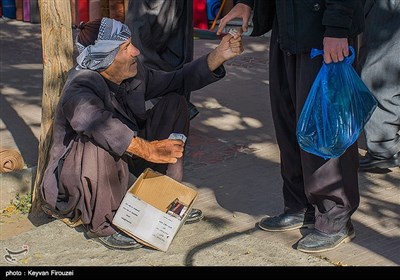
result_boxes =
[124,0,129,19]
[31,0,73,213]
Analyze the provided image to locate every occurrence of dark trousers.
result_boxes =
[358,0,400,158]
[128,93,190,178]
[269,24,360,234]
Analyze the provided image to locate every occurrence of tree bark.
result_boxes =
[31,0,73,213]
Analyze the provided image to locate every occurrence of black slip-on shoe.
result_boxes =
[258,211,315,232]
[87,231,143,251]
[184,208,204,224]
[297,222,355,253]
[359,152,400,171]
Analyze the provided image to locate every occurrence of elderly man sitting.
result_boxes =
[41,17,243,250]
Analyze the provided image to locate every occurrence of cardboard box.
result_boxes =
[112,168,198,252]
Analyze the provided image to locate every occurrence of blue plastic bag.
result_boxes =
[296,47,377,159]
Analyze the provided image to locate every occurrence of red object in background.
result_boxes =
[77,0,89,24]
[193,0,208,30]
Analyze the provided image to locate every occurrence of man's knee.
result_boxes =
[163,92,188,107]
[158,93,189,118]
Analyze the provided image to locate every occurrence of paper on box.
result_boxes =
[112,168,197,252]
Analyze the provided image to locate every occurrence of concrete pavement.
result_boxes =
[0,19,399,268]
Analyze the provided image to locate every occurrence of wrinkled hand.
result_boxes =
[127,137,184,164]
[207,30,244,71]
[218,30,244,60]
[216,3,252,35]
[323,37,349,64]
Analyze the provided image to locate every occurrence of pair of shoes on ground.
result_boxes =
[258,211,355,253]
[87,208,204,250]
[359,151,400,171]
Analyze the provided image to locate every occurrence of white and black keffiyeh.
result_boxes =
[76,17,131,71]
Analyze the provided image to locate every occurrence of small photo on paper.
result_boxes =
[166,198,188,220]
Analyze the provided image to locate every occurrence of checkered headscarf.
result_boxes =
[76,17,131,71]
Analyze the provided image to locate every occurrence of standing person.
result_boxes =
[125,0,199,119]
[357,0,400,171]
[217,1,364,253]
[41,17,243,250]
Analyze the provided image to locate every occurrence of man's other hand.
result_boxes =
[216,3,252,35]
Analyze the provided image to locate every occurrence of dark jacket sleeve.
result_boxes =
[62,72,135,157]
[323,0,365,38]
[143,54,226,100]
[238,0,276,37]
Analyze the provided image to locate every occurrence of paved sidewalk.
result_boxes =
[0,19,399,268]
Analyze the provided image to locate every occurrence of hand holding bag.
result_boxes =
[297,47,377,159]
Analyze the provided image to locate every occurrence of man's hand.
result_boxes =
[207,30,244,71]
[127,137,184,164]
[216,3,252,35]
[323,37,349,64]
